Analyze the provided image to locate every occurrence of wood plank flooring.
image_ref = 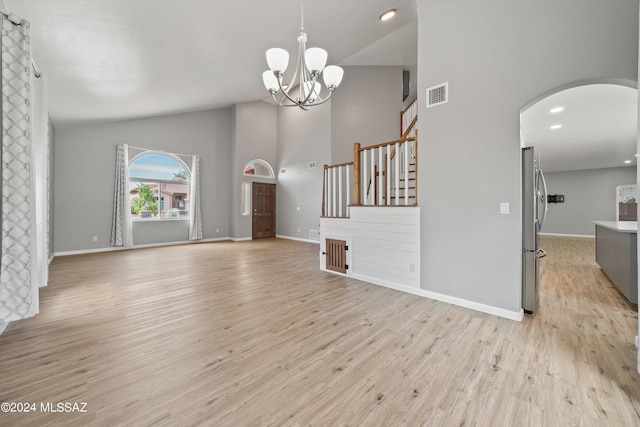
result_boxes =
[0,236,638,426]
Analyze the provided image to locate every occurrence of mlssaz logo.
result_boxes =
[40,402,88,413]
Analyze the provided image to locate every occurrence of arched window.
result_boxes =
[129,152,190,219]
[243,159,275,178]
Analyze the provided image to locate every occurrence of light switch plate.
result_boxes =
[500,202,510,215]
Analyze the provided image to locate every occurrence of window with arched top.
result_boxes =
[243,159,274,178]
[129,152,190,219]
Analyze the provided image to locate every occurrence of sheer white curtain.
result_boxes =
[189,155,202,240]
[0,15,39,322]
[32,70,48,290]
[111,143,133,247]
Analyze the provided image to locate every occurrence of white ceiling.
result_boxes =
[521,84,638,173]
[4,0,418,127]
[5,1,638,173]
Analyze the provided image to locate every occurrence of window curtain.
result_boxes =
[189,155,202,240]
[32,68,48,290]
[0,15,39,322]
[110,143,133,247]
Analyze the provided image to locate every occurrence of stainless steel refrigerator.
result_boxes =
[522,147,548,314]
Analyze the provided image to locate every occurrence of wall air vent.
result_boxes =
[309,229,320,241]
[426,82,448,108]
[308,162,317,169]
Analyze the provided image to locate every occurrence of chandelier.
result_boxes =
[262,5,344,110]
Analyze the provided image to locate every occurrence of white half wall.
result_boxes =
[320,206,421,288]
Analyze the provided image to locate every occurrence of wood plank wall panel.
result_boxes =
[320,207,420,288]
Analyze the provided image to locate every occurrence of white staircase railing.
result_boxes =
[322,162,353,218]
[401,98,418,138]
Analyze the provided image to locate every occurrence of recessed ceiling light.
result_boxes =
[379,9,396,21]
[624,160,632,164]
[550,106,564,113]
[550,124,562,130]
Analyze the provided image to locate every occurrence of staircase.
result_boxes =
[323,98,418,218]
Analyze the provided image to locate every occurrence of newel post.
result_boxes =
[353,142,361,206]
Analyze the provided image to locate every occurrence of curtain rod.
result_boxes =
[0,7,42,78]
[118,143,196,160]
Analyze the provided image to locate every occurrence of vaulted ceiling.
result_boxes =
[5,0,418,127]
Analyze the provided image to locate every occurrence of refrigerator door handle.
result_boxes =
[536,248,547,259]
[538,169,549,229]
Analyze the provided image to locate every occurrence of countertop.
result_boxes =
[593,220,638,233]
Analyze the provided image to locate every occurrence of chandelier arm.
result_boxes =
[308,89,335,107]
[298,73,321,106]
[276,75,301,106]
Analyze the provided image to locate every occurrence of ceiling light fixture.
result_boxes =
[379,9,396,21]
[550,124,562,130]
[550,106,564,113]
[262,4,344,110]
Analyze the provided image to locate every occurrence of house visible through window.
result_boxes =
[129,152,190,220]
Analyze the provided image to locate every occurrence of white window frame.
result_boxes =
[129,151,191,222]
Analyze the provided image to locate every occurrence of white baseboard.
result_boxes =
[321,268,523,322]
[230,237,252,242]
[540,232,595,239]
[0,322,8,336]
[48,254,55,265]
[276,235,320,244]
[55,237,231,257]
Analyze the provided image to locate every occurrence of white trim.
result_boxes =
[230,237,252,242]
[54,237,230,257]
[132,218,189,223]
[540,232,595,239]
[320,268,523,322]
[276,235,320,244]
[48,254,54,265]
[0,322,8,335]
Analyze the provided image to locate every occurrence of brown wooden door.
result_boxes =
[252,183,276,239]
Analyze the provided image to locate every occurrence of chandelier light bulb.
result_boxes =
[262,71,279,92]
[323,65,344,89]
[266,48,289,73]
[304,47,328,74]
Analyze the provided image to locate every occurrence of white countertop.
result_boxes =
[593,220,638,233]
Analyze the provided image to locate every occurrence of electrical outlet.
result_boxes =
[409,263,416,273]
[92,236,98,242]
[216,228,219,233]
[500,202,510,215]
[297,228,301,233]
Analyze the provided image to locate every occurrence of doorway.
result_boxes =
[252,182,276,239]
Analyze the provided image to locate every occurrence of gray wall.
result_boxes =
[275,65,403,240]
[418,0,638,312]
[230,101,277,240]
[330,66,404,163]
[48,117,55,259]
[54,108,231,252]
[543,166,636,236]
[276,103,331,239]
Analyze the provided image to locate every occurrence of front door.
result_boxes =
[252,183,276,239]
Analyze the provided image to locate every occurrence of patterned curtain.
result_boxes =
[0,15,38,322]
[189,155,202,240]
[110,143,133,247]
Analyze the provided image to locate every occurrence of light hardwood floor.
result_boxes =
[0,236,639,426]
